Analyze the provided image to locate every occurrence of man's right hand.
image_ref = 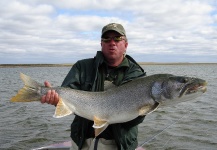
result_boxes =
[41,81,59,106]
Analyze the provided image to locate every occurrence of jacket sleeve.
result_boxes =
[62,61,95,147]
[122,60,146,84]
[61,62,81,89]
[121,116,145,129]
[121,59,146,129]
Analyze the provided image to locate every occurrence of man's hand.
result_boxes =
[41,81,59,106]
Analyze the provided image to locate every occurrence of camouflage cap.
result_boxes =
[101,23,126,37]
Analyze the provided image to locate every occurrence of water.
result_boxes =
[0,65,216,150]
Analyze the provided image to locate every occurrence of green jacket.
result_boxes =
[61,51,146,150]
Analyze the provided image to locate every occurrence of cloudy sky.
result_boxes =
[1,0,217,64]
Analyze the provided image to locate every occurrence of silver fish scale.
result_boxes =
[52,75,161,123]
[38,74,206,124]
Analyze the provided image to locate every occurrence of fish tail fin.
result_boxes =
[53,98,73,118]
[11,73,43,102]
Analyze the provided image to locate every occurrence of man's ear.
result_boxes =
[125,42,128,48]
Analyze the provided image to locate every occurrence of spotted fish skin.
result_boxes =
[11,73,207,136]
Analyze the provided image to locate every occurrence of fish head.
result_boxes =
[151,75,207,106]
[177,76,207,98]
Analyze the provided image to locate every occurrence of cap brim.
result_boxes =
[101,29,125,37]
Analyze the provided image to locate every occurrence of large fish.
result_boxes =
[11,73,207,136]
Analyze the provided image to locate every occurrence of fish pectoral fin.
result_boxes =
[139,102,160,115]
[53,98,73,118]
[94,125,108,137]
[93,116,109,137]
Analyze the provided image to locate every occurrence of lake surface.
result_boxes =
[0,64,216,150]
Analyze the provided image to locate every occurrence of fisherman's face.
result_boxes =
[101,31,128,66]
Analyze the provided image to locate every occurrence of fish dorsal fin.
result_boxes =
[139,102,160,116]
[53,98,73,118]
[93,116,109,137]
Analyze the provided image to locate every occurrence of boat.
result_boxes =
[32,141,71,150]
[33,140,146,150]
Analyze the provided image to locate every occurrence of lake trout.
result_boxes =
[11,73,207,136]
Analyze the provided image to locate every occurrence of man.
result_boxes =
[41,23,146,150]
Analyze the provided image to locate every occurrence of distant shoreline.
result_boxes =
[0,64,73,68]
[0,63,216,68]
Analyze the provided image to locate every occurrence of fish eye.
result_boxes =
[175,77,188,83]
[182,78,188,83]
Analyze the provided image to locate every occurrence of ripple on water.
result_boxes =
[1,65,216,149]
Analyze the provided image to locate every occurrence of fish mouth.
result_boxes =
[179,81,207,97]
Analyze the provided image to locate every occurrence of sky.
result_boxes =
[0,0,217,64]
